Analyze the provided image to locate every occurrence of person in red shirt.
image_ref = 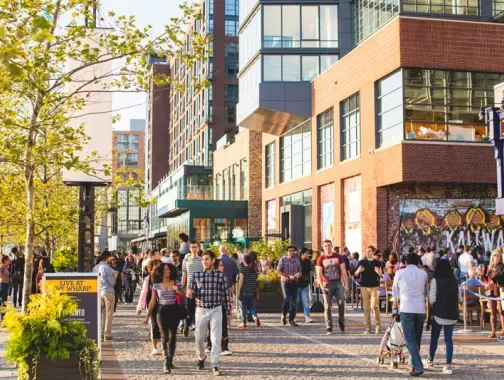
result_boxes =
[316,240,348,334]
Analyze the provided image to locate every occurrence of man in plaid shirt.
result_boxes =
[187,250,230,376]
[277,246,302,326]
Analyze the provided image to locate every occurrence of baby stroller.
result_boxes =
[377,311,407,369]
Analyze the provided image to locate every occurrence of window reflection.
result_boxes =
[280,120,312,183]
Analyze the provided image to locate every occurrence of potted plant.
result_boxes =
[1,291,99,380]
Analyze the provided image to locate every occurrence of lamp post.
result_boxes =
[481,94,504,215]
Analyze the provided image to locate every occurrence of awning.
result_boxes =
[153,231,167,239]
[131,235,147,243]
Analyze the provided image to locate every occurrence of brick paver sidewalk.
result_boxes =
[109,305,504,380]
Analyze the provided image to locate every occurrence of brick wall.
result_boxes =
[247,130,263,237]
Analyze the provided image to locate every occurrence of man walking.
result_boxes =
[277,246,302,326]
[181,241,204,337]
[355,245,383,334]
[187,251,230,376]
[392,253,428,377]
[316,241,348,334]
[298,248,314,323]
[92,251,117,341]
[219,244,237,293]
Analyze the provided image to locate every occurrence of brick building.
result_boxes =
[259,16,504,254]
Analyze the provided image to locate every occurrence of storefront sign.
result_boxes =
[44,273,101,349]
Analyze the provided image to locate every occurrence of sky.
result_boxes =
[99,0,184,131]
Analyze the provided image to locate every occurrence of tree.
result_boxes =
[0,0,210,311]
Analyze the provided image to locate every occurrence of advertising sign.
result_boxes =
[44,273,101,351]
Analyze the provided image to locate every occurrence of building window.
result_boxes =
[225,20,239,36]
[208,19,214,34]
[377,71,403,147]
[225,42,239,58]
[263,5,339,48]
[403,0,480,16]
[226,61,239,79]
[265,143,275,188]
[317,108,333,169]
[225,0,239,16]
[263,55,339,82]
[240,159,247,200]
[355,0,399,42]
[404,69,503,142]
[208,0,214,15]
[225,104,236,122]
[266,199,276,234]
[280,189,312,248]
[494,0,504,16]
[224,84,238,101]
[341,93,361,161]
[280,120,311,183]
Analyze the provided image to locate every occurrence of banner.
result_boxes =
[44,273,101,350]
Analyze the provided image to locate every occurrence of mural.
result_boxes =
[388,183,498,255]
[344,176,362,254]
[322,201,335,243]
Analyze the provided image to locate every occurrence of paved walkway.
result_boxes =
[2,303,504,379]
[110,305,504,380]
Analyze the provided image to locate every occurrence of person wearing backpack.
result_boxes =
[92,251,117,341]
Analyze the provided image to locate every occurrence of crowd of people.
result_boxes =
[2,235,504,378]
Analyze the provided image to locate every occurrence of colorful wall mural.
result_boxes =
[388,183,497,255]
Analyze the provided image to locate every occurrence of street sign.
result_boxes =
[44,273,101,354]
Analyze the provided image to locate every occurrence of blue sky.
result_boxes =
[100,0,184,130]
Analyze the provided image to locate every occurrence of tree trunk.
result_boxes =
[22,164,35,312]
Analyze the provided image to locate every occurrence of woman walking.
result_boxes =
[424,259,461,375]
[237,254,260,328]
[123,255,139,305]
[144,262,184,374]
[137,259,162,355]
[486,249,504,339]
[110,257,123,313]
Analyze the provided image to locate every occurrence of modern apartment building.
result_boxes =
[235,0,504,251]
[112,120,146,250]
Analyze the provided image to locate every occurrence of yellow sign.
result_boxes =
[45,279,98,293]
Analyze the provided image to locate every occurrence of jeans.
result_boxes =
[124,277,135,304]
[400,312,426,372]
[195,306,222,368]
[429,320,454,365]
[280,282,299,322]
[185,297,196,327]
[322,281,345,329]
[101,292,115,338]
[239,292,258,325]
[12,279,22,307]
[0,283,9,318]
[206,305,229,351]
[360,287,381,329]
[298,286,310,318]
[157,305,180,356]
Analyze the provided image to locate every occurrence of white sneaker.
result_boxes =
[443,365,453,375]
[221,350,233,356]
[424,359,434,370]
[305,317,314,323]
[150,348,161,356]
[364,328,371,334]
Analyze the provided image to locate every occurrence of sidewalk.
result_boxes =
[0,331,16,379]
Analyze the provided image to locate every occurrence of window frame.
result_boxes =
[317,108,334,169]
[340,93,361,161]
[265,142,275,188]
[280,120,312,183]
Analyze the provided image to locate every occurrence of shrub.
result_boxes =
[52,247,78,272]
[250,238,292,260]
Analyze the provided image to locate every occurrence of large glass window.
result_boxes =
[225,0,239,16]
[404,69,503,142]
[377,71,403,147]
[225,42,239,58]
[226,61,239,79]
[263,5,338,48]
[317,108,333,169]
[355,0,399,42]
[225,20,239,36]
[341,93,361,161]
[403,0,480,15]
[280,189,312,248]
[280,120,311,183]
[225,84,238,101]
[495,0,504,16]
[265,142,275,188]
[225,104,236,122]
[263,55,339,82]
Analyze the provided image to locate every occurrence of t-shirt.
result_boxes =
[240,266,258,294]
[182,255,203,288]
[152,283,176,305]
[316,253,343,283]
[357,259,381,288]
[458,252,473,275]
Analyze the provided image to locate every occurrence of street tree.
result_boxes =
[0,0,210,310]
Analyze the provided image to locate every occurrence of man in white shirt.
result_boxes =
[458,246,473,282]
[392,254,428,377]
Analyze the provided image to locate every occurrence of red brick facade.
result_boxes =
[261,16,504,252]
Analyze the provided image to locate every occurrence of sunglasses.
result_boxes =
[494,254,502,258]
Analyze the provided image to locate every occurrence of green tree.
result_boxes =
[0,0,210,311]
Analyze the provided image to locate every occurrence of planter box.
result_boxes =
[28,352,86,380]
[256,285,304,313]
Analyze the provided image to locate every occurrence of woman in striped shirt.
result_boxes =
[237,254,260,328]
